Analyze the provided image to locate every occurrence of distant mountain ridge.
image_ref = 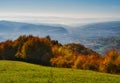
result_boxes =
[0,20,68,42]
[0,20,67,33]
[70,21,120,39]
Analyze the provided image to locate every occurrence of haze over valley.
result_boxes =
[0,20,120,54]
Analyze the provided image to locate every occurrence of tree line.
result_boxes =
[0,35,119,74]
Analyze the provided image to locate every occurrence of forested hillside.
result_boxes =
[0,35,120,74]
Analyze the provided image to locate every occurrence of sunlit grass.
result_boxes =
[0,60,120,83]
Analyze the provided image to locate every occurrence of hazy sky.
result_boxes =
[0,0,120,24]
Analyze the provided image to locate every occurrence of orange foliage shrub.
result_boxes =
[51,46,76,68]
[74,55,102,71]
[102,49,120,73]
[74,55,87,69]
[50,56,67,67]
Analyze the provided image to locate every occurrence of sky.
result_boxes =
[0,0,120,24]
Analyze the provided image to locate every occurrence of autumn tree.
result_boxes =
[0,40,16,60]
[21,37,52,65]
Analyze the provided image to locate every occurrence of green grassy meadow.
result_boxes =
[0,60,120,83]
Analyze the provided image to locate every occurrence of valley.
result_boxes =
[0,21,120,54]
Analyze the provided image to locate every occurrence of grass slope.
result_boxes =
[0,60,120,83]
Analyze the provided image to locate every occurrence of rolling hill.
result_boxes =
[68,21,120,54]
[88,36,120,54]
[0,60,120,83]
